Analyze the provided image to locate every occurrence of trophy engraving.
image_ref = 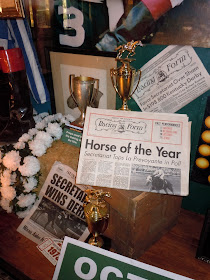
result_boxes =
[83,189,111,247]
[68,75,99,127]
[110,40,143,111]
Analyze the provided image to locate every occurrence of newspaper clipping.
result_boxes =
[17,161,90,244]
[37,237,63,266]
[132,45,210,113]
[76,107,191,196]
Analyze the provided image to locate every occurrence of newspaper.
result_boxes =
[76,107,191,196]
[17,161,90,244]
[37,237,63,266]
[132,45,210,113]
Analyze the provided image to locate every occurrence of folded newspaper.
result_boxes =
[76,107,191,196]
[17,161,90,244]
[132,45,210,113]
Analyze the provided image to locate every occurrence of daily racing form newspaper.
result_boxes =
[132,45,210,113]
[76,107,191,196]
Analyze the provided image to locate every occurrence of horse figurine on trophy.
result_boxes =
[110,40,143,111]
[115,40,143,59]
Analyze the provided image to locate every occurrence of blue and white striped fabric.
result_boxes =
[0,18,50,104]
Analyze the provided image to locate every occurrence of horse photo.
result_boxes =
[146,174,174,194]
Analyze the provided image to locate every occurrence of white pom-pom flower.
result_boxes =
[2,150,21,171]
[17,193,36,208]
[1,169,12,188]
[54,113,63,121]
[22,177,38,193]
[18,156,40,177]
[33,115,42,123]
[35,120,46,130]
[0,186,16,201]
[18,133,32,143]
[28,128,38,137]
[29,139,47,157]
[0,198,13,213]
[35,131,53,148]
[44,115,56,123]
[13,141,26,150]
[46,122,63,140]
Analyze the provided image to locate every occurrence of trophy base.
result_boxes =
[71,114,85,128]
[118,99,131,111]
[119,107,131,111]
[88,235,104,248]
[119,103,131,111]
[70,120,84,128]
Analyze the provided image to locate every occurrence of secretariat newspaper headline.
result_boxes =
[17,161,90,244]
[76,107,191,196]
[132,45,210,113]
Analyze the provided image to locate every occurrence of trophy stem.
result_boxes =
[88,233,104,247]
[71,111,85,127]
[119,99,130,111]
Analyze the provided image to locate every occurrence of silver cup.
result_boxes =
[69,75,99,127]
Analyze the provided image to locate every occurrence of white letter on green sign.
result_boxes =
[100,266,123,279]
[74,257,97,279]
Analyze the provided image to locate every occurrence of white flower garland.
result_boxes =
[0,112,75,218]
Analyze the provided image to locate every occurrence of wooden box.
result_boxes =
[102,188,182,259]
[39,140,182,260]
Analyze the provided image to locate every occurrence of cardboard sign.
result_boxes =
[53,237,192,280]
[61,125,83,148]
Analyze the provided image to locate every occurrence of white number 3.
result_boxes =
[58,6,85,47]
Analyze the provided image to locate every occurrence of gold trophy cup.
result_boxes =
[69,75,99,127]
[83,189,111,247]
[110,40,142,111]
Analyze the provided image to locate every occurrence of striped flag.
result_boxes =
[0,17,50,104]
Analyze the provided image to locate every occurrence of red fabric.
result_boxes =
[0,48,25,73]
[142,0,172,20]
[0,47,4,71]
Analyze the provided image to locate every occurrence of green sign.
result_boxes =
[53,237,192,280]
[61,126,83,148]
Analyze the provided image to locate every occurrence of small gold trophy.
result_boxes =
[84,189,111,247]
[110,40,143,111]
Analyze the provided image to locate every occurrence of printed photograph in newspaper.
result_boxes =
[30,197,86,240]
[130,165,180,195]
[17,162,90,244]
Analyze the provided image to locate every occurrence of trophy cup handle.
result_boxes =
[69,74,75,96]
[110,69,120,97]
[90,78,99,105]
[69,74,79,106]
[130,69,141,98]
